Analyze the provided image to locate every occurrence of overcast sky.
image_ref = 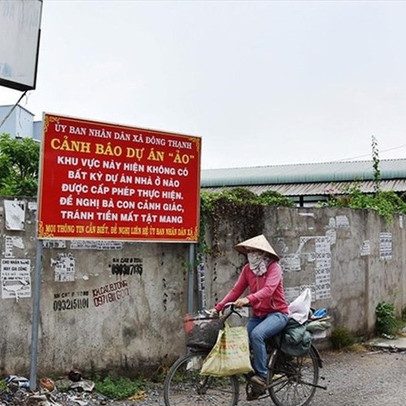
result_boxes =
[1,0,406,169]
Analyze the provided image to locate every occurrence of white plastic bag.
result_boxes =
[288,288,312,325]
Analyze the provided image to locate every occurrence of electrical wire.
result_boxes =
[338,143,406,162]
[0,91,28,131]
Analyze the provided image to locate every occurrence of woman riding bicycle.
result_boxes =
[211,234,289,398]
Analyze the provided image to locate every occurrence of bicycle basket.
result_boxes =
[184,314,224,349]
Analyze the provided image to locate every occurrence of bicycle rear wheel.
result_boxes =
[163,351,240,406]
[267,346,319,406]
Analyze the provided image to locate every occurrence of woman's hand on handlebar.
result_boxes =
[208,308,219,316]
[234,297,250,308]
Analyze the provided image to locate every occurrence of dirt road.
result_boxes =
[237,349,406,406]
[308,349,406,406]
[136,348,406,406]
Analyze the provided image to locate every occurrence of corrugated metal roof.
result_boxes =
[201,159,406,187]
[201,180,406,197]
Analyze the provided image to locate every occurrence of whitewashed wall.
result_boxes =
[1,198,405,375]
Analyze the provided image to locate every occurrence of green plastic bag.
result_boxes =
[277,319,312,356]
[200,323,253,377]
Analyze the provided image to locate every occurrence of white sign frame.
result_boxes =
[0,0,43,91]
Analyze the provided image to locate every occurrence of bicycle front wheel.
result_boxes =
[267,347,319,406]
[163,351,239,406]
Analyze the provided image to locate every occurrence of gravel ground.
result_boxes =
[4,348,405,406]
[307,349,406,406]
[119,348,406,406]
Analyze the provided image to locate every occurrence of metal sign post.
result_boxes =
[187,244,196,314]
[196,252,206,311]
[29,239,43,390]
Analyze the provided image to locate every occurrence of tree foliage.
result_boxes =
[199,188,295,254]
[0,133,40,197]
[319,137,406,222]
[200,187,295,211]
[319,185,406,222]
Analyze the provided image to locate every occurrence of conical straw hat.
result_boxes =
[235,234,280,261]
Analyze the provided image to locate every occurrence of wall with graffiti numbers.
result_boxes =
[0,198,405,375]
[0,197,188,376]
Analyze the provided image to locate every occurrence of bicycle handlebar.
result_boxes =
[220,302,250,321]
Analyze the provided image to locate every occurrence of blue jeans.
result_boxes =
[247,312,289,378]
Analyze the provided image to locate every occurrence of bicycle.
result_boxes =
[163,304,327,406]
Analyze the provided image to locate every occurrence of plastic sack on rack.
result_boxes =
[200,323,253,377]
[278,318,312,356]
[288,288,312,325]
[306,320,332,334]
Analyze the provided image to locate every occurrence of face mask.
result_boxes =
[247,251,269,276]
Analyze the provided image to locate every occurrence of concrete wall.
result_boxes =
[0,197,405,376]
[0,198,189,376]
[204,206,406,336]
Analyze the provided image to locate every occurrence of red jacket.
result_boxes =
[215,261,289,317]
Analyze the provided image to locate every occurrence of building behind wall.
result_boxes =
[201,159,406,207]
[0,104,42,141]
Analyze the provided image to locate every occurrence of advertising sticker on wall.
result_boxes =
[1,259,31,300]
[37,114,201,242]
[4,200,26,230]
[70,240,123,250]
[379,232,392,260]
[51,253,76,282]
[360,240,371,256]
[4,236,24,258]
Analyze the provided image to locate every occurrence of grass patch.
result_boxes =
[93,375,146,400]
[330,326,355,350]
[345,343,369,352]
